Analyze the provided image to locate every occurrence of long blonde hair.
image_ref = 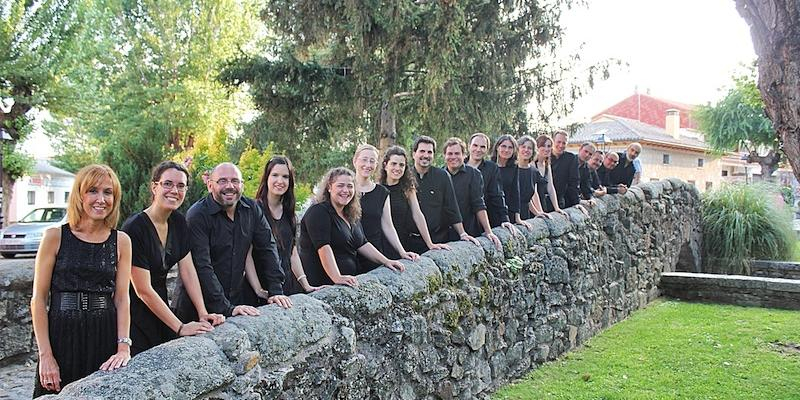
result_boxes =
[67,164,122,229]
[316,167,361,223]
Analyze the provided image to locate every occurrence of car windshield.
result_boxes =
[19,208,66,223]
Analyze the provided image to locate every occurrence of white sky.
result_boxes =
[559,0,757,124]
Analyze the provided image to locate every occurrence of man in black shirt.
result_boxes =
[174,162,291,320]
[597,152,627,195]
[410,135,479,251]
[577,142,596,201]
[551,130,581,209]
[443,137,502,250]
[609,142,642,188]
[466,133,519,235]
[587,150,608,197]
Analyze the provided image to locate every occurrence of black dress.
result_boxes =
[299,201,367,286]
[33,225,118,398]
[533,162,554,213]
[384,183,414,258]
[121,211,190,355]
[358,185,389,273]
[498,164,520,222]
[518,167,535,220]
[261,204,303,295]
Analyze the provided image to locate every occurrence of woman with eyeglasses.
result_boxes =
[121,161,225,356]
[31,165,132,397]
[492,135,532,229]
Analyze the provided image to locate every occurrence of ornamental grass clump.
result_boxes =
[702,183,795,275]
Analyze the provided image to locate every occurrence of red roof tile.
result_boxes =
[592,93,699,129]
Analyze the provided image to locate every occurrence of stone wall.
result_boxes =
[661,272,800,310]
[750,260,800,280]
[0,260,35,365]
[6,179,701,399]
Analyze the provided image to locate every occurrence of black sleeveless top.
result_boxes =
[519,167,535,220]
[51,224,117,294]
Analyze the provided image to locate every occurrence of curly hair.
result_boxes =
[379,145,417,198]
[316,167,361,223]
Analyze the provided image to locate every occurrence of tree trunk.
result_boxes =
[1,174,15,228]
[378,100,397,152]
[747,149,781,180]
[736,0,800,183]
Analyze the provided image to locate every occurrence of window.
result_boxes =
[64,192,70,203]
[662,154,671,165]
[721,170,729,177]
[705,182,713,191]
[688,180,696,187]
[48,191,55,204]
[27,191,35,205]
[697,158,704,168]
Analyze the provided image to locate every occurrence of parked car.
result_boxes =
[0,207,67,258]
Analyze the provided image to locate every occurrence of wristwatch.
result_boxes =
[117,337,133,346]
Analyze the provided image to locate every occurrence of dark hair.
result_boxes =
[151,160,190,183]
[517,135,536,163]
[379,146,417,198]
[491,134,518,166]
[412,135,437,152]
[535,134,553,168]
[255,155,297,251]
[443,137,466,155]
[317,167,361,223]
[150,160,190,201]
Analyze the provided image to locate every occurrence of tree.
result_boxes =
[735,0,800,183]
[0,0,86,224]
[693,68,781,180]
[223,0,615,182]
[47,0,261,218]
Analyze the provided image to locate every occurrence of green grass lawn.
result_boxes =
[494,300,800,400]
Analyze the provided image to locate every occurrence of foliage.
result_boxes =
[43,0,261,219]
[694,67,776,152]
[180,129,232,211]
[237,144,274,198]
[702,183,795,274]
[495,299,800,400]
[223,0,618,181]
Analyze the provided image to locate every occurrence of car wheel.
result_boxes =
[1,252,16,259]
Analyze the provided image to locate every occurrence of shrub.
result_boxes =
[702,183,795,274]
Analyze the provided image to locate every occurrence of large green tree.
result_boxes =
[48,0,260,218]
[736,0,800,183]
[0,0,87,224]
[223,0,613,182]
[694,69,781,180]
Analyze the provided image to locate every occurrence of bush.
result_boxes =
[702,183,796,274]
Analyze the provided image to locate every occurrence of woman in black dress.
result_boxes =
[379,146,450,256]
[244,155,320,297]
[31,164,133,397]
[533,134,567,216]
[353,144,418,272]
[517,135,549,219]
[299,167,405,287]
[121,161,225,356]
[491,135,532,229]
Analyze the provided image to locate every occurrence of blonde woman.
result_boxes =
[31,165,132,396]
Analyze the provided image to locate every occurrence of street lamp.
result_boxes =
[594,129,613,152]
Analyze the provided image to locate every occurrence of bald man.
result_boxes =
[609,142,642,188]
[174,162,291,322]
[597,152,627,195]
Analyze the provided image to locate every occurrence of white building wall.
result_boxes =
[9,172,73,223]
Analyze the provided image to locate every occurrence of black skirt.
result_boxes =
[33,307,117,398]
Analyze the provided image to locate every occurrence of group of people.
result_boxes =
[29,131,642,397]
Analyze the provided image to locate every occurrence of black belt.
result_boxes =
[51,292,113,311]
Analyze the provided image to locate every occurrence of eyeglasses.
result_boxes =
[155,181,188,192]
[214,178,242,186]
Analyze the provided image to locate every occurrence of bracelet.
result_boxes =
[296,274,307,282]
[176,323,184,336]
